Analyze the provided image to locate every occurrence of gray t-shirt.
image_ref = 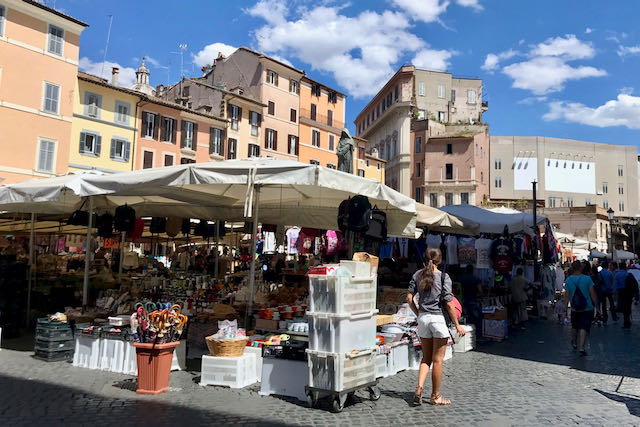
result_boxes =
[408,270,453,314]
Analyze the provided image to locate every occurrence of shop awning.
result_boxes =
[415,203,477,234]
[440,204,546,235]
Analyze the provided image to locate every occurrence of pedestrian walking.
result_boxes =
[564,260,599,355]
[614,262,628,317]
[599,261,617,322]
[509,268,529,329]
[620,265,640,328]
[407,248,466,406]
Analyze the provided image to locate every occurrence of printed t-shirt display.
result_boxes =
[475,238,493,269]
[299,228,317,254]
[286,227,301,255]
[326,230,339,255]
[457,237,476,266]
[426,234,442,249]
[444,235,459,265]
[491,238,514,274]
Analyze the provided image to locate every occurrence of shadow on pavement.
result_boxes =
[595,389,640,417]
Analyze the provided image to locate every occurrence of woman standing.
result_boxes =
[563,260,598,355]
[407,248,466,405]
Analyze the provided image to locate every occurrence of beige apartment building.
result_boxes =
[354,65,486,198]
[490,136,639,219]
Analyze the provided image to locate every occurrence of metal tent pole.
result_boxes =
[82,196,94,307]
[244,186,261,329]
[119,231,125,279]
[26,213,36,327]
[214,220,220,279]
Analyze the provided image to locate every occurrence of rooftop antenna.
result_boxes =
[179,44,187,78]
[167,58,171,86]
[100,15,114,79]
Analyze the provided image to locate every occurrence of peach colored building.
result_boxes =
[353,136,386,183]
[0,0,87,184]
[298,76,346,168]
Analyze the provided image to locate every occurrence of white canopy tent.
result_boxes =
[590,249,636,260]
[416,203,478,235]
[440,204,546,235]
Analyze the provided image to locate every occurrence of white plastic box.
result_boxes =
[307,309,378,353]
[73,335,101,370]
[375,352,389,378]
[306,348,376,392]
[243,346,263,382]
[308,266,377,315]
[452,325,476,353]
[200,353,258,389]
[338,260,372,277]
[408,346,422,370]
[388,343,409,375]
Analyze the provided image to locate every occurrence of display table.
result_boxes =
[259,358,308,402]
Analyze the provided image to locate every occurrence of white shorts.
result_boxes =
[417,312,450,339]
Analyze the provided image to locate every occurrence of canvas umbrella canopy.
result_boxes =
[440,204,546,235]
[415,203,478,234]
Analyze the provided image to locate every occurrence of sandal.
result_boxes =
[413,386,423,406]
[430,393,451,405]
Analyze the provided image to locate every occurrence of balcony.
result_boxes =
[300,108,344,130]
[424,178,480,190]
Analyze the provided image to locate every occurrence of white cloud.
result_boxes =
[78,57,137,87]
[617,45,640,57]
[144,56,161,68]
[245,1,454,98]
[585,27,593,34]
[530,34,595,60]
[455,0,483,11]
[517,96,547,105]
[192,42,238,67]
[543,93,640,129]
[391,0,450,23]
[412,48,456,71]
[481,49,517,71]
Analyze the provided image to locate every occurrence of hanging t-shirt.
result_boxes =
[426,234,442,249]
[299,228,317,254]
[491,238,514,274]
[263,232,276,253]
[444,235,459,265]
[326,230,339,255]
[457,237,476,266]
[286,227,301,254]
[475,238,493,269]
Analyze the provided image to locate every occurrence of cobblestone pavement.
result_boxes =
[2,306,640,426]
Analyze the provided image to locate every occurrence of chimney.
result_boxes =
[111,67,119,86]
[214,51,226,66]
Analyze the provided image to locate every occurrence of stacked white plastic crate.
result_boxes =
[306,261,378,393]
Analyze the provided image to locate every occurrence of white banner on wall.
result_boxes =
[544,159,595,194]
[513,157,538,190]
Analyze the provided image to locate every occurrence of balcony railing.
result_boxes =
[300,108,344,129]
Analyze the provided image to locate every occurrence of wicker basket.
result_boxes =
[205,337,247,357]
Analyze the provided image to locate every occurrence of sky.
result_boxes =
[53,0,640,148]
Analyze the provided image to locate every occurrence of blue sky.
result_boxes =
[57,0,640,148]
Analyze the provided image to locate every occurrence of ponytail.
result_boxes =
[419,248,442,292]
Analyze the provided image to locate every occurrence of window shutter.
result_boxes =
[289,80,293,92]
[257,113,262,125]
[237,107,242,121]
[265,70,269,83]
[227,102,232,118]
[159,116,166,141]
[180,120,186,148]
[275,74,279,86]
[220,135,225,157]
[227,139,232,159]
[153,114,159,140]
[95,136,102,155]
[297,83,300,95]
[172,119,177,144]
[274,130,278,151]
[141,114,148,137]
[209,127,215,154]
[295,136,299,155]
[193,123,198,145]
[124,141,131,161]
[110,139,116,159]
[264,130,269,149]
[79,132,85,153]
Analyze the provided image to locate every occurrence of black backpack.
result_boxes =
[96,213,113,238]
[114,204,136,232]
[365,206,387,240]
[571,277,588,311]
[150,217,167,234]
[337,195,372,233]
[181,218,192,236]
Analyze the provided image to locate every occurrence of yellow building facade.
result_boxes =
[68,72,141,173]
[353,136,386,183]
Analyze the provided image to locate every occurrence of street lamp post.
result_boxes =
[607,207,615,263]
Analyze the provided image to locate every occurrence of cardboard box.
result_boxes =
[352,252,379,276]
[483,319,508,340]
[483,308,507,321]
[255,318,279,331]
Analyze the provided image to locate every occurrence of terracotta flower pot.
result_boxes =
[133,341,180,395]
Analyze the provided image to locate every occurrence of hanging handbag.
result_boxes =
[365,205,387,240]
[114,204,136,232]
[150,217,167,234]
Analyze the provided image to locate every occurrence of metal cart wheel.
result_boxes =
[306,391,319,409]
[369,386,381,401]
[331,395,345,413]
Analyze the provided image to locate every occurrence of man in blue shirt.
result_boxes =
[599,261,617,323]
[564,260,598,355]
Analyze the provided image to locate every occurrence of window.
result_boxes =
[445,193,454,206]
[418,82,426,96]
[380,143,385,159]
[415,187,422,203]
[548,197,557,208]
[164,155,173,166]
[357,169,365,177]
[417,109,425,120]
[494,158,502,169]
[143,112,157,138]
[229,104,241,130]
[619,201,625,212]
[288,135,298,155]
[585,197,591,205]
[382,100,386,112]
[328,134,335,152]
[310,104,317,121]
[567,197,574,207]
[267,101,275,116]
[461,193,469,205]
[290,108,297,123]
[161,117,176,142]
[415,162,421,177]
[355,146,364,160]
[110,138,130,161]
[618,165,624,177]
[84,92,101,118]
[79,131,101,155]
[394,85,399,101]
[386,143,391,160]
[494,176,502,188]
[37,139,55,173]
[311,129,320,147]
[310,159,320,165]
[327,110,333,127]
[377,104,381,117]
[618,183,624,195]
[312,84,321,96]
[602,182,608,194]
[182,86,190,97]
[289,79,299,94]
[467,90,477,104]
[47,25,64,56]
[43,82,60,114]
[438,111,446,122]
[0,6,5,37]
[430,193,438,208]
[115,101,130,124]
[227,138,237,159]
[438,84,445,99]
[143,151,153,169]
[249,111,261,136]
[386,93,392,107]
[327,163,336,170]
[451,89,456,103]
[393,141,397,157]
[249,143,260,157]
[180,158,195,164]
[209,127,223,155]
[265,128,277,150]
[445,164,453,180]
[480,147,483,158]
[603,199,609,209]
[415,136,421,153]
[182,121,195,150]
[475,144,478,156]
[377,162,381,171]
[366,159,370,167]
[266,70,278,85]
[446,143,453,155]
